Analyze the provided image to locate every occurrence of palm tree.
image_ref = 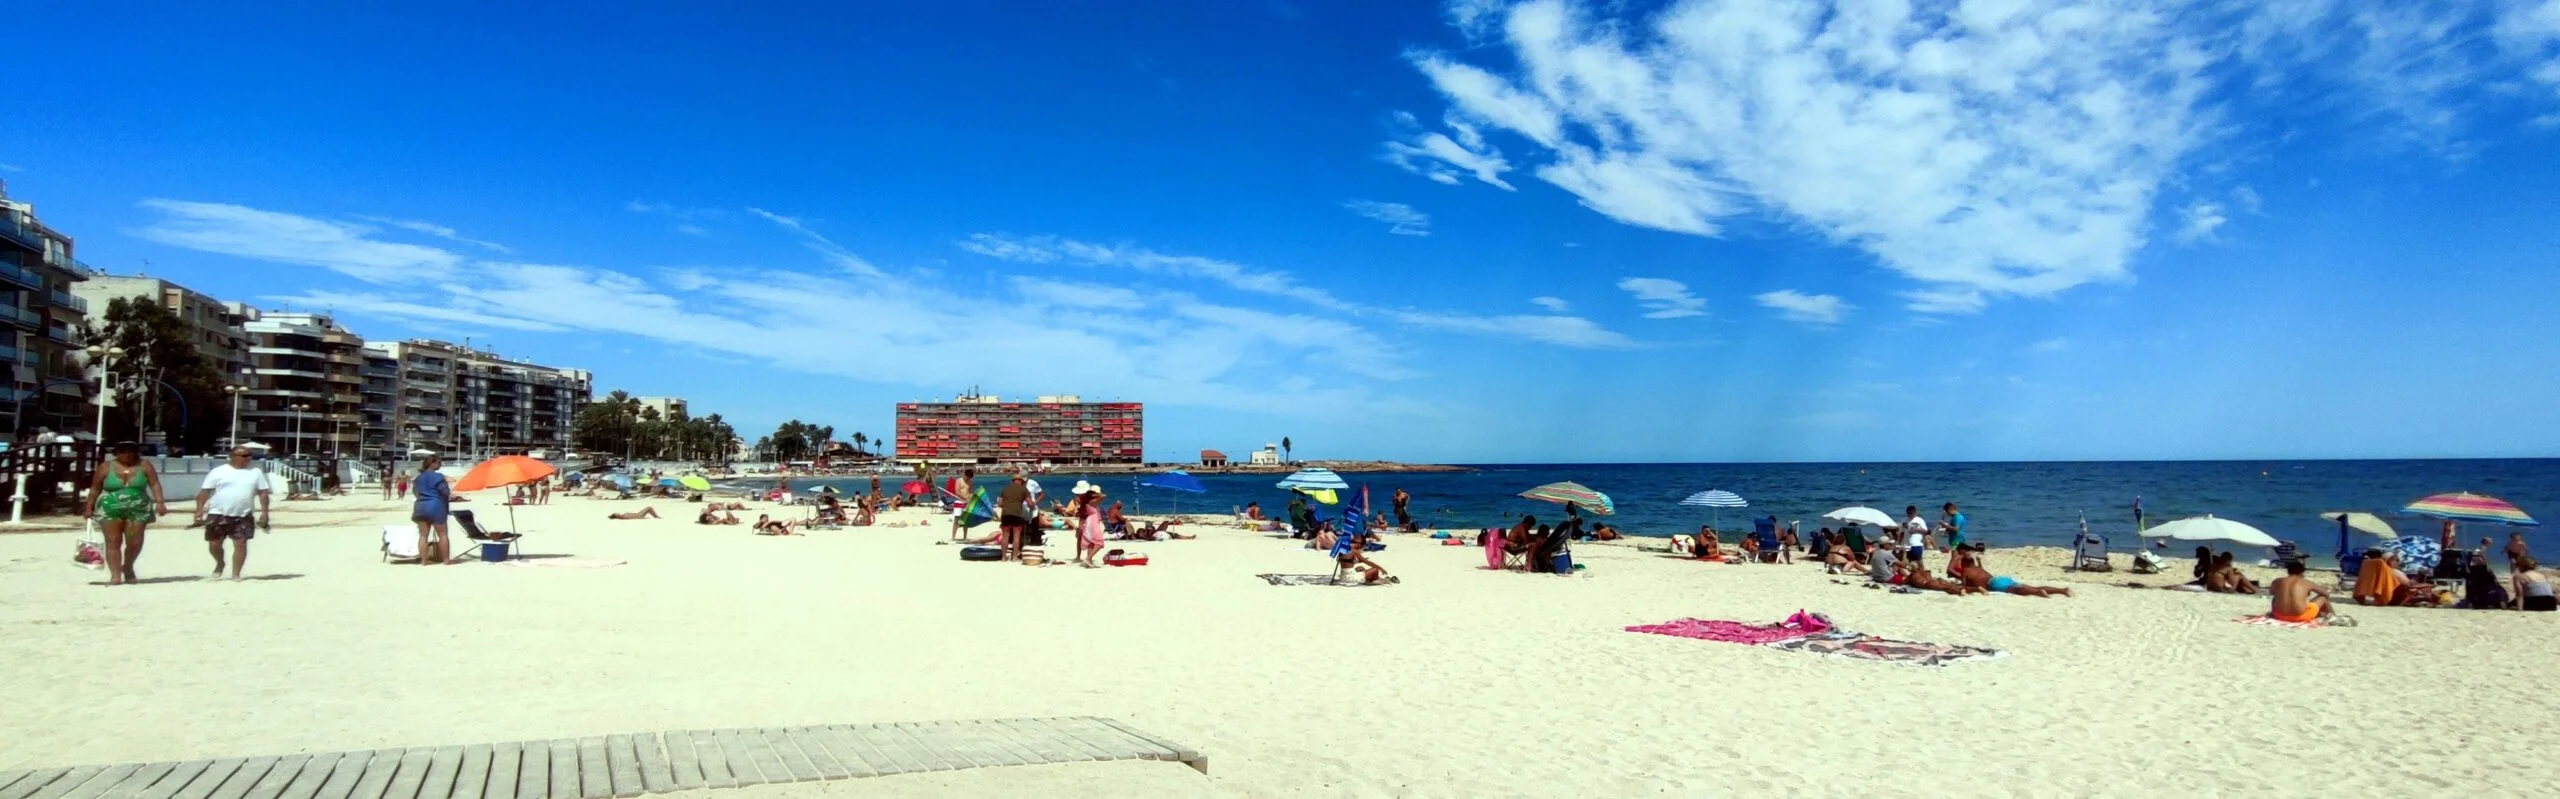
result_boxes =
[1282,436,1293,465]
[853,432,868,455]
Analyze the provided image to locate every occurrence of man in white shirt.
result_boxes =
[1900,504,1931,573]
[193,447,274,581]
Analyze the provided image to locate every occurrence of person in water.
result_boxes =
[2268,561,2333,623]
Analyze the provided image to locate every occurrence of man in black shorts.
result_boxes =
[998,473,1033,560]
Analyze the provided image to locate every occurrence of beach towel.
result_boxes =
[1624,618,1819,646]
[2236,614,2330,629]
[382,525,420,560]
[1764,635,2008,667]
[2353,558,2408,604]
[1258,573,1389,587]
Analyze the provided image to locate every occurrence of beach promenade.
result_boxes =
[2,493,2551,797]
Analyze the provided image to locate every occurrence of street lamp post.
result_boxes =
[226,386,245,448]
[83,345,125,448]
[291,403,307,458]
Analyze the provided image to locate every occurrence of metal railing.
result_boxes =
[47,291,84,312]
[0,304,40,329]
[0,259,39,290]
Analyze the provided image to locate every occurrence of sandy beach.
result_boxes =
[3,490,2554,797]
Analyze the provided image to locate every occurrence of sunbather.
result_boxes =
[1904,566,1977,595]
[2205,552,2260,595]
[752,514,797,536]
[608,507,660,520]
[696,507,739,525]
[1738,532,1762,562]
[2268,561,2333,623]
[1687,525,1723,560]
[1956,546,2071,597]
[1337,530,1392,584]
[1822,536,1858,574]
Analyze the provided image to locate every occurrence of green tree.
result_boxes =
[1282,436,1293,464]
[94,297,226,452]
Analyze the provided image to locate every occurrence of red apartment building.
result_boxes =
[894,394,1144,466]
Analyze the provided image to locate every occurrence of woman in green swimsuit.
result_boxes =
[81,442,170,586]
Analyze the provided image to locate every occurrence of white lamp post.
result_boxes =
[226,385,246,448]
[83,345,124,448]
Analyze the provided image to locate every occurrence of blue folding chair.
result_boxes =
[1751,517,1783,563]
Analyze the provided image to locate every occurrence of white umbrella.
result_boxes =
[1822,506,1895,528]
[407,447,436,457]
[1681,489,1748,526]
[2140,515,2281,548]
[2319,511,2396,537]
[241,441,272,452]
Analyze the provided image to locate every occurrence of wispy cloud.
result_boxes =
[132,199,463,281]
[749,207,882,276]
[0,163,21,173]
[1754,290,1850,326]
[960,232,1636,348]
[2028,337,2072,354]
[1397,0,2560,314]
[1342,200,1432,236]
[1616,277,1705,319]
[1530,295,1571,312]
[354,215,511,253]
[2175,200,2229,244]
[624,200,728,235]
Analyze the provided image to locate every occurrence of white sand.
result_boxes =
[2,493,2554,797]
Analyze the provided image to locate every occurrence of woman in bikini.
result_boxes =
[82,442,170,585]
[607,507,661,520]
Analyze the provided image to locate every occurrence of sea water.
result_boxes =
[768,459,2560,557]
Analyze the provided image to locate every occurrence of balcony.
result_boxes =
[248,367,328,380]
[327,352,362,367]
[48,291,85,313]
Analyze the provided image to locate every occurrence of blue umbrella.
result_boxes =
[1134,469,1207,514]
[1276,468,1348,492]
[605,473,634,489]
[656,477,681,488]
[1681,489,1748,526]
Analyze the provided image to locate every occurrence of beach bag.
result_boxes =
[73,520,104,569]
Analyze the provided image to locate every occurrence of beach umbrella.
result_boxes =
[655,477,681,488]
[2381,535,2442,573]
[902,480,930,495]
[677,474,712,492]
[1275,468,1348,492]
[2139,515,2281,548]
[1821,506,1895,529]
[605,473,634,490]
[1292,487,1340,505]
[2402,492,2538,526]
[2321,511,2396,537]
[1134,470,1207,514]
[451,455,559,532]
[1519,481,1614,516]
[1682,489,1747,526]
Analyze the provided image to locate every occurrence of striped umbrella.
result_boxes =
[1519,481,1614,516]
[1682,489,1747,525]
[1276,468,1349,492]
[2402,492,2538,526]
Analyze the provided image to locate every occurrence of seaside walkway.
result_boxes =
[0,717,1207,799]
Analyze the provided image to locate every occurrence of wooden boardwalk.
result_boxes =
[0,717,1204,799]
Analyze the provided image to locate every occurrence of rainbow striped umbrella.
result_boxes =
[2403,492,2538,526]
[1519,481,1614,516]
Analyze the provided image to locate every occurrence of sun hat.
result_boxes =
[1071,480,1100,496]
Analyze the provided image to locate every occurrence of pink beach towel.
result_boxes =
[1625,618,1817,645]
[2236,614,2330,629]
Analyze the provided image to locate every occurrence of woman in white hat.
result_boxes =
[1070,480,1106,568]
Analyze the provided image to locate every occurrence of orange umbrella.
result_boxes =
[454,455,558,492]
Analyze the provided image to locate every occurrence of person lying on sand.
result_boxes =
[1956,546,2072,597]
[752,515,797,536]
[608,507,660,520]
[696,508,739,525]
[1904,565,1977,595]
[1125,521,1195,541]
[2269,561,2334,623]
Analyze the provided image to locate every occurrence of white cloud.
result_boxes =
[355,215,511,253]
[2231,184,2264,215]
[1398,0,2560,313]
[1530,295,1572,312]
[1342,200,1433,235]
[1616,277,1705,319]
[1753,290,1850,326]
[748,207,882,276]
[675,224,708,237]
[960,233,1637,348]
[132,199,463,281]
[2028,337,2072,354]
[625,200,728,235]
[2176,200,2229,243]
[0,163,21,172]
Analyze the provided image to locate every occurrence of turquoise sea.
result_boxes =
[771,459,2560,558]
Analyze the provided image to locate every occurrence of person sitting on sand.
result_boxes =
[1686,525,1723,560]
[1822,535,1859,575]
[752,514,797,536]
[2206,552,2260,595]
[2513,557,2555,611]
[1738,530,1764,562]
[1956,545,2072,597]
[2268,560,2334,623]
[1336,529,1393,584]
[696,507,739,525]
[1867,545,1901,584]
[1243,501,1263,521]
[608,507,660,520]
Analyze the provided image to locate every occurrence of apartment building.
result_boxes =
[894,393,1144,466]
[364,339,589,460]
[237,309,365,457]
[0,182,94,436]
[636,396,687,419]
[71,273,252,378]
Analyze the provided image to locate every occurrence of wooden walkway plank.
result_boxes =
[707,732,760,787]
[3,771,75,799]
[994,719,1112,763]
[599,736,640,799]
[277,752,348,799]
[657,733,702,791]
[727,731,785,785]
[542,741,577,799]
[889,723,981,772]
[449,747,489,799]
[414,747,462,799]
[83,762,168,799]
[170,760,244,799]
[628,734,672,795]
[55,763,142,799]
[1088,717,1208,773]
[207,757,277,799]
[968,721,1052,768]
[752,730,817,783]
[778,729,848,781]
[570,739,606,799]
[131,761,205,799]
[684,733,733,791]
[1050,717,1158,761]
[22,766,106,799]
[237,755,305,799]
[980,720,1085,766]
[511,743,548,799]
[928,720,1023,769]
[377,750,429,799]
[0,773,34,799]
[813,727,884,779]
[345,750,404,799]
[842,725,928,776]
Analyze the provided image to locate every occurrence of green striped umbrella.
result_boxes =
[1519,481,1614,516]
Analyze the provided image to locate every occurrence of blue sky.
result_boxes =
[7,0,2560,463]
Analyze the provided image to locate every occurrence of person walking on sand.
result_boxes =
[999,473,1033,561]
[81,442,170,586]
[1901,505,1930,572]
[380,466,393,499]
[1071,481,1107,568]
[410,455,466,565]
[949,468,976,541]
[192,447,273,581]
[1392,487,1412,529]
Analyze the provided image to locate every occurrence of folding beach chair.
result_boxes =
[451,509,526,560]
[2070,530,2113,572]
[1751,518,1783,563]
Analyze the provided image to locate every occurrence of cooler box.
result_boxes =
[482,541,512,562]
